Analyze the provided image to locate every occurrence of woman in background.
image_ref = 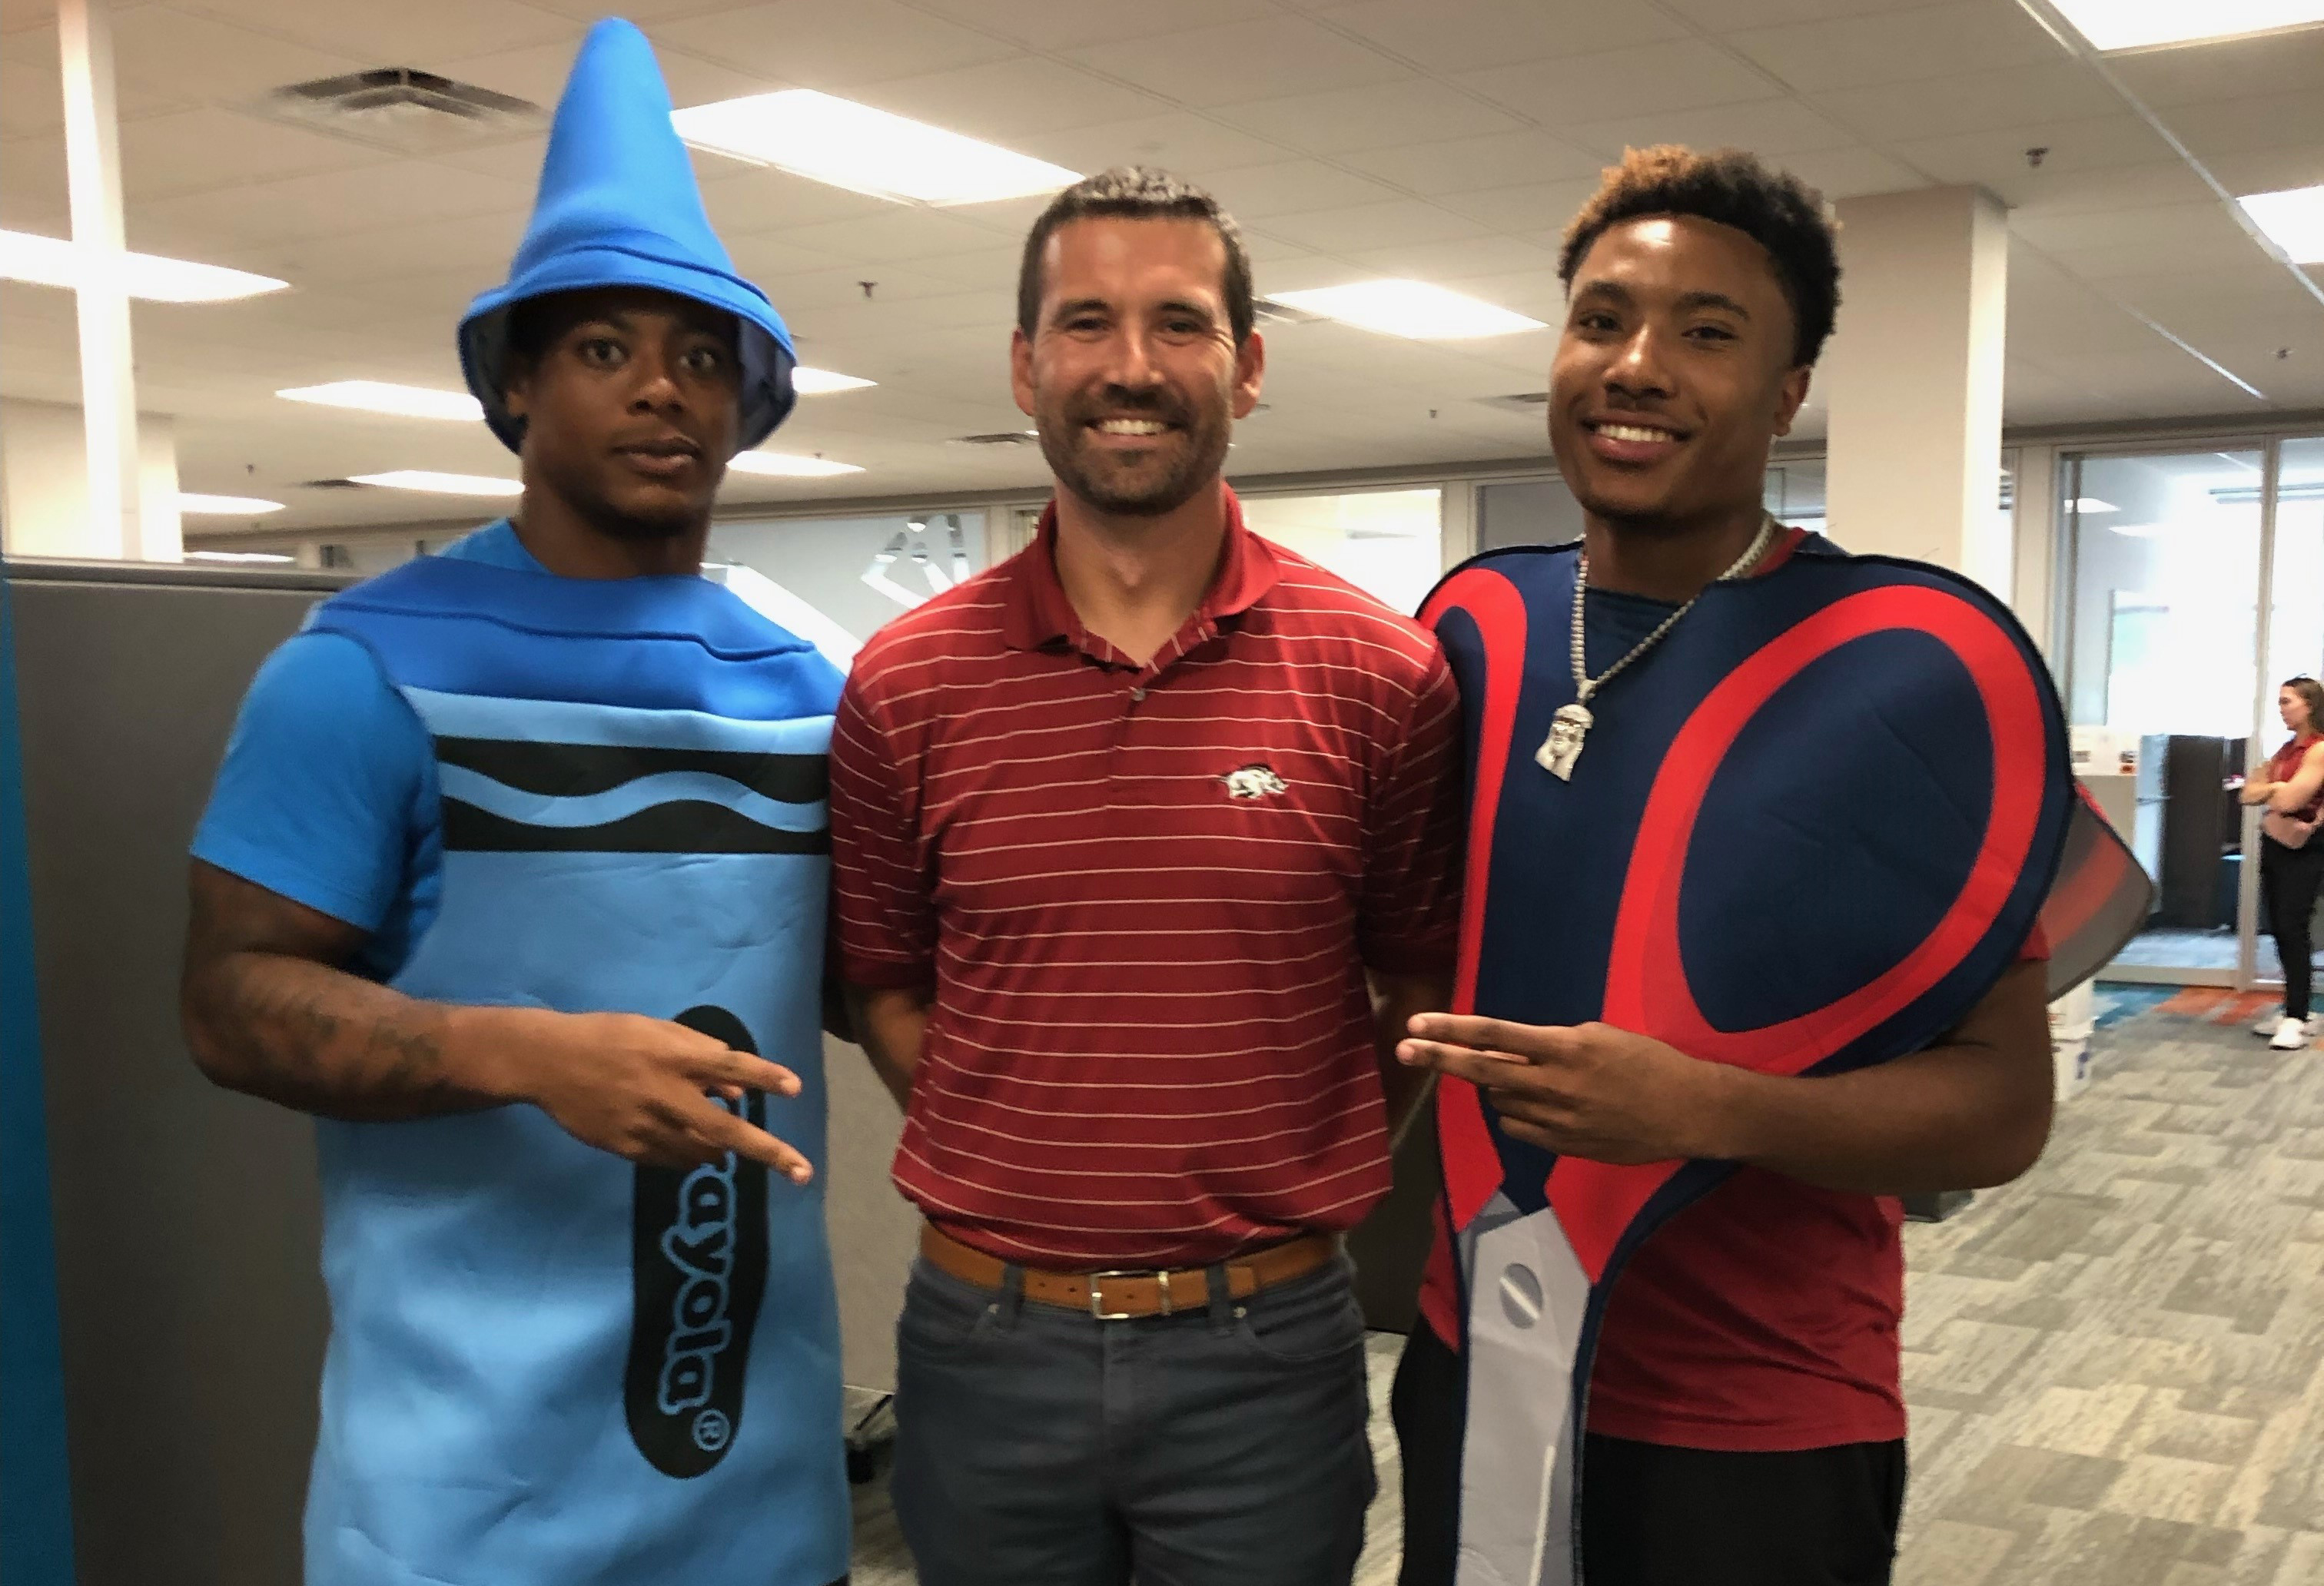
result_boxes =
[2243,676,2324,1051]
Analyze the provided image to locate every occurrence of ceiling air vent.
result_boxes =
[1479,391,1550,414]
[951,430,1042,446]
[297,478,368,490]
[257,68,541,154]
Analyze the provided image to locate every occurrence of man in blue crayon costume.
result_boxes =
[178,20,849,1586]
[1387,148,2146,1586]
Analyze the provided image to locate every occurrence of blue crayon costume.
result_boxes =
[191,20,849,1585]
[1409,531,2149,1585]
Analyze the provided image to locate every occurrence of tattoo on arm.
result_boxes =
[180,861,496,1120]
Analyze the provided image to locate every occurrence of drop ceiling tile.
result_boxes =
[0,131,65,224]
[1315,0,1688,75]
[1436,178,1603,235]
[0,41,61,137]
[1656,0,1949,27]
[445,35,766,108]
[2011,201,2233,257]
[263,211,528,287]
[1808,61,2121,144]
[1886,115,2176,188]
[1564,98,1862,163]
[1336,234,1562,287]
[1021,112,1291,178]
[1255,197,1492,256]
[1455,39,1782,128]
[2166,89,2324,162]
[779,208,1022,267]
[172,0,580,65]
[899,0,1277,51]
[134,158,530,252]
[1197,159,1406,220]
[2105,27,2324,111]
[111,8,370,108]
[1064,15,1413,109]
[697,167,899,232]
[845,55,1167,140]
[1776,144,1926,201]
[716,233,847,282]
[2203,148,2324,201]
[654,0,1021,90]
[1216,76,1523,158]
[1338,130,1602,197]
[1998,161,2213,219]
[117,106,397,201]
[1725,2,2057,94]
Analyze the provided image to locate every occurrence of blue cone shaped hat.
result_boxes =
[459,18,795,453]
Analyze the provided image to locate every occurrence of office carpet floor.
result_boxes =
[845,987,2324,1584]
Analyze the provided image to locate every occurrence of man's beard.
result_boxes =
[1038,385,1230,518]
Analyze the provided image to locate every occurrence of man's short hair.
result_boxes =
[1559,145,1842,369]
[1017,166,1255,346]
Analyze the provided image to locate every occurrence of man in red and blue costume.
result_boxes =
[1390,147,2148,1586]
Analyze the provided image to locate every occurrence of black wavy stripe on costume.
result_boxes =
[433,735,828,803]
[439,797,831,854]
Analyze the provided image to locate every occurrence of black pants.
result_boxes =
[2262,834,2324,1020]
[1393,1323,1906,1586]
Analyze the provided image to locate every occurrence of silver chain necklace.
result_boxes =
[1536,514,1781,781]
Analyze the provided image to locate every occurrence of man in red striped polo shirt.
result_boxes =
[829,167,1463,1586]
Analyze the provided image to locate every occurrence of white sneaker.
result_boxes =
[2256,1006,2284,1036]
[2269,1015,2310,1051]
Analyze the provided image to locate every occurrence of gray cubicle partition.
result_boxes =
[8,558,346,1586]
[4,556,920,1586]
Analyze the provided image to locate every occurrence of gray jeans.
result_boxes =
[890,1251,1376,1586]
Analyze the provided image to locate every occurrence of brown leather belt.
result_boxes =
[918,1223,1336,1319]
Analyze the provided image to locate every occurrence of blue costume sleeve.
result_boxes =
[191,631,428,932]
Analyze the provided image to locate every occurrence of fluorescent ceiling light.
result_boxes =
[673,90,1078,204]
[727,452,864,478]
[350,470,522,496]
[278,380,483,420]
[2050,1,2324,51]
[1264,280,1547,340]
[2237,184,2324,263]
[186,549,296,563]
[178,493,284,515]
[2070,498,2118,513]
[0,229,286,302]
[793,367,875,395]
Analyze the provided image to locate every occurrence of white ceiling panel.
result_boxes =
[1253,197,1492,256]
[1725,2,2057,94]
[2165,90,2324,163]
[131,159,530,254]
[2203,148,2324,201]
[1064,15,1413,109]
[1656,0,1938,25]
[845,55,1168,141]
[898,0,1278,51]
[1562,96,1862,163]
[1213,76,1524,158]
[117,106,396,201]
[1775,144,1927,201]
[1435,178,1605,236]
[2103,26,2324,111]
[698,168,898,234]
[0,50,63,138]
[1999,160,2213,220]
[776,207,1018,267]
[1808,61,2121,144]
[1338,234,1564,287]
[1338,129,1602,196]
[111,7,368,104]
[1018,111,1292,178]
[172,0,579,65]
[652,0,1019,90]
[1454,39,1783,128]
[1312,0,1690,75]
[447,35,765,108]
[1885,115,2176,189]
[1196,159,1406,219]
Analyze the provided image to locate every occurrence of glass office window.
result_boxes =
[1238,489,1443,615]
[1765,459,1824,530]
[2064,448,2266,974]
[707,511,987,670]
[2256,436,2324,986]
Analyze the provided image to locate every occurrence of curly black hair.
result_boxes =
[1559,145,1841,368]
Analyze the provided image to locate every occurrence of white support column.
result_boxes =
[56,0,156,560]
[1821,186,2010,596]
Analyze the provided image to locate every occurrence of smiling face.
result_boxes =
[503,286,742,540]
[1549,214,1811,533]
[1012,215,1263,519]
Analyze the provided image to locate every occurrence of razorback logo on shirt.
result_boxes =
[1221,764,1289,800]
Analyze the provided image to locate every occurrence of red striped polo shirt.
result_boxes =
[829,484,1463,1269]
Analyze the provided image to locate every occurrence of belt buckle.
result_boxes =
[1084,1269,1151,1321]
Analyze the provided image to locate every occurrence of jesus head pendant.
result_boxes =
[1537,702,1592,781]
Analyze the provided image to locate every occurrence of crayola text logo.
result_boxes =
[623,1005,770,1478]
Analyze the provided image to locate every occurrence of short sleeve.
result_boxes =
[190,631,429,932]
[1356,648,1465,975]
[828,671,938,988]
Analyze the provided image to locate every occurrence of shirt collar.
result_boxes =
[999,482,1281,653]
